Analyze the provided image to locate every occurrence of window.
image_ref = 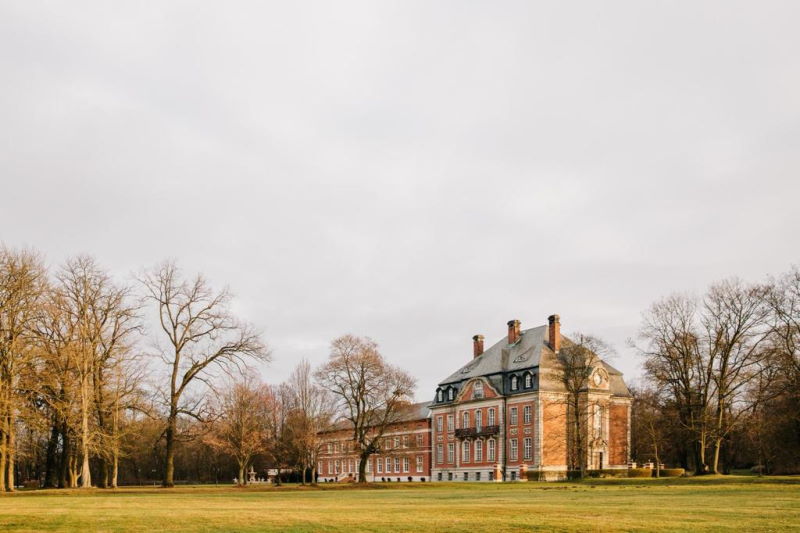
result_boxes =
[488,408,495,426]
[377,459,383,473]
[488,439,496,461]
[594,405,604,437]
[349,460,354,472]
[489,470,494,481]
[524,405,532,424]
[462,441,470,463]
[525,373,532,388]
[510,439,518,461]
[473,381,484,399]
[437,389,443,402]
[366,460,371,473]
[475,410,482,430]
[463,472,469,481]
[386,457,392,473]
[510,407,518,425]
[462,411,470,429]
[511,471,517,481]
[448,388,455,401]
[447,415,454,431]
[438,472,443,481]
[394,437,400,449]
[416,456,423,473]
[327,443,332,454]
[476,471,481,481]
[475,440,483,462]
[436,444,444,464]
[403,436,409,448]
[437,416,443,433]
[335,460,341,474]
[416,434,424,448]
[403,457,409,472]
[447,443,455,463]
[524,437,532,460]
[511,375,518,391]
[327,461,331,474]
[318,462,322,474]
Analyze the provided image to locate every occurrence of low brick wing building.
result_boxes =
[429,315,631,481]
[317,402,432,482]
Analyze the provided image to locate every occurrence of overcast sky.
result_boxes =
[1,1,798,400]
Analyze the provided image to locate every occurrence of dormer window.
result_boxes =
[473,381,484,399]
[510,375,519,391]
[524,373,532,388]
[448,388,454,401]
[437,389,443,402]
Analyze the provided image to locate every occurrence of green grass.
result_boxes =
[0,476,798,532]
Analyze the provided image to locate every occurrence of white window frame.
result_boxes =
[447,443,455,463]
[437,415,443,433]
[386,457,392,473]
[447,415,454,431]
[473,381,484,399]
[377,459,383,473]
[525,373,532,388]
[488,408,495,426]
[524,437,532,460]
[510,407,518,425]
[436,444,444,464]
[510,439,518,461]
[462,441,470,463]
[524,405,532,424]
[416,455,423,473]
[475,440,483,462]
[475,410,482,431]
[403,457,409,472]
[462,411,470,429]
[488,438,496,461]
[511,375,518,391]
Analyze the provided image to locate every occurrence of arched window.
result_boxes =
[475,409,482,430]
[437,389,443,402]
[524,373,532,388]
[488,408,496,426]
[510,375,518,391]
[448,388,455,401]
[462,411,470,429]
[473,381,484,399]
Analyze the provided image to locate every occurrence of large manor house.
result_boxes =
[318,315,632,482]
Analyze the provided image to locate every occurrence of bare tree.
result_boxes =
[0,247,47,491]
[286,359,332,484]
[551,333,610,478]
[637,294,714,473]
[315,335,415,483]
[139,261,268,487]
[204,377,269,485]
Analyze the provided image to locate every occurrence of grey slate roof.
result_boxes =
[439,325,547,385]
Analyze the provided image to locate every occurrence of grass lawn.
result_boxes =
[0,476,798,532]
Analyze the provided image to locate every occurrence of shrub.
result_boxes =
[657,468,685,478]
[628,468,653,478]
[587,469,628,478]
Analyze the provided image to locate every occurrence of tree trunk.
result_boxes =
[163,414,176,488]
[6,419,15,492]
[358,453,368,483]
[0,426,6,491]
[79,379,92,488]
[43,423,59,488]
[238,463,245,486]
[59,425,71,488]
[311,465,317,486]
[111,449,119,488]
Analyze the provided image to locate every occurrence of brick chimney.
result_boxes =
[548,314,561,352]
[507,319,521,344]
[473,335,484,358]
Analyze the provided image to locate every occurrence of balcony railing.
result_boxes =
[454,425,499,438]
